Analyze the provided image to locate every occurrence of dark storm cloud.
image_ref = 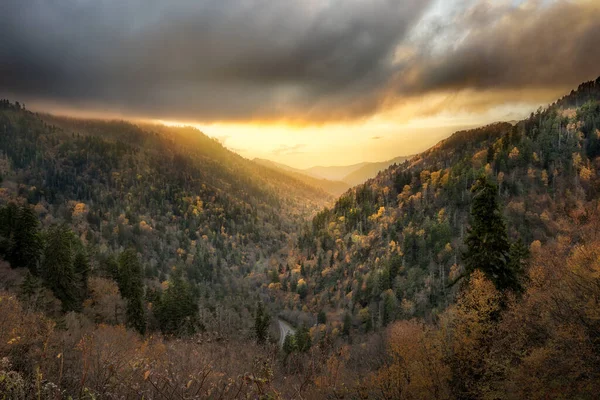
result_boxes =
[0,0,598,123]
[395,1,600,96]
[0,0,429,122]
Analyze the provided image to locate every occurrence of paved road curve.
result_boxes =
[278,319,296,347]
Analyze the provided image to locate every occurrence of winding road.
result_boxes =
[278,319,296,347]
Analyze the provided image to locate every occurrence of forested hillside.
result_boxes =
[0,77,599,399]
[268,77,600,330]
[340,155,413,186]
[0,101,332,334]
[252,158,350,196]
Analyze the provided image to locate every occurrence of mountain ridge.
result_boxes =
[256,155,415,188]
[252,158,350,196]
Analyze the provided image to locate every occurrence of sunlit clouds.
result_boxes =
[1,0,598,166]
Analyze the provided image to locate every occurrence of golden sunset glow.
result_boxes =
[1,0,600,395]
[4,0,599,169]
[151,87,567,168]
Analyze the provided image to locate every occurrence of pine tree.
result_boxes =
[486,145,495,164]
[381,290,396,326]
[42,225,79,311]
[5,205,42,273]
[155,268,198,335]
[295,324,312,353]
[73,250,90,300]
[20,271,40,300]
[317,310,327,324]
[0,203,18,244]
[20,271,42,312]
[297,281,308,299]
[507,239,528,292]
[103,254,119,280]
[254,301,271,344]
[464,176,521,292]
[118,249,146,334]
[342,312,352,336]
[283,333,296,355]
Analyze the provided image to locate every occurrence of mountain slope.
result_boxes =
[1,78,600,399]
[301,155,413,186]
[303,162,369,181]
[266,77,600,330]
[341,155,413,186]
[0,103,331,299]
[253,158,350,196]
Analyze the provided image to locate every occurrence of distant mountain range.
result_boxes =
[252,158,350,196]
[254,155,413,190]
[333,155,413,186]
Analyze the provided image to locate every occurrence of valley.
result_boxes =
[0,77,600,398]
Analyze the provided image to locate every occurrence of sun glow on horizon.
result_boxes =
[150,91,550,169]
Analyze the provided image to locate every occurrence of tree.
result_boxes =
[102,254,119,280]
[297,279,308,300]
[73,250,90,300]
[381,289,397,326]
[20,270,42,311]
[317,310,327,325]
[20,271,39,299]
[446,270,503,399]
[464,176,521,292]
[507,239,529,289]
[0,203,18,246]
[254,301,271,344]
[118,249,146,334]
[42,225,79,311]
[155,268,198,335]
[342,312,352,337]
[283,332,296,355]
[4,205,42,273]
[295,324,312,353]
[486,145,495,164]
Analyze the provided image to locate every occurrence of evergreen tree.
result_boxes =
[342,312,352,336]
[19,271,43,311]
[486,145,495,164]
[381,290,396,326]
[155,268,198,335]
[317,310,327,324]
[5,205,42,273]
[507,239,529,292]
[42,225,79,311]
[103,254,119,280]
[118,249,146,334]
[0,203,18,246]
[297,281,308,300]
[254,301,271,344]
[269,268,280,283]
[20,271,40,300]
[294,324,312,353]
[283,333,296,355]
[73,250,90,300]
[464,176,521,292]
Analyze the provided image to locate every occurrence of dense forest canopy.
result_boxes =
[0,76,599,398]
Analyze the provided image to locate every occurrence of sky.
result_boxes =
[1,0,599,168]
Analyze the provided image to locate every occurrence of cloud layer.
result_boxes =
[0,0,599,123]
